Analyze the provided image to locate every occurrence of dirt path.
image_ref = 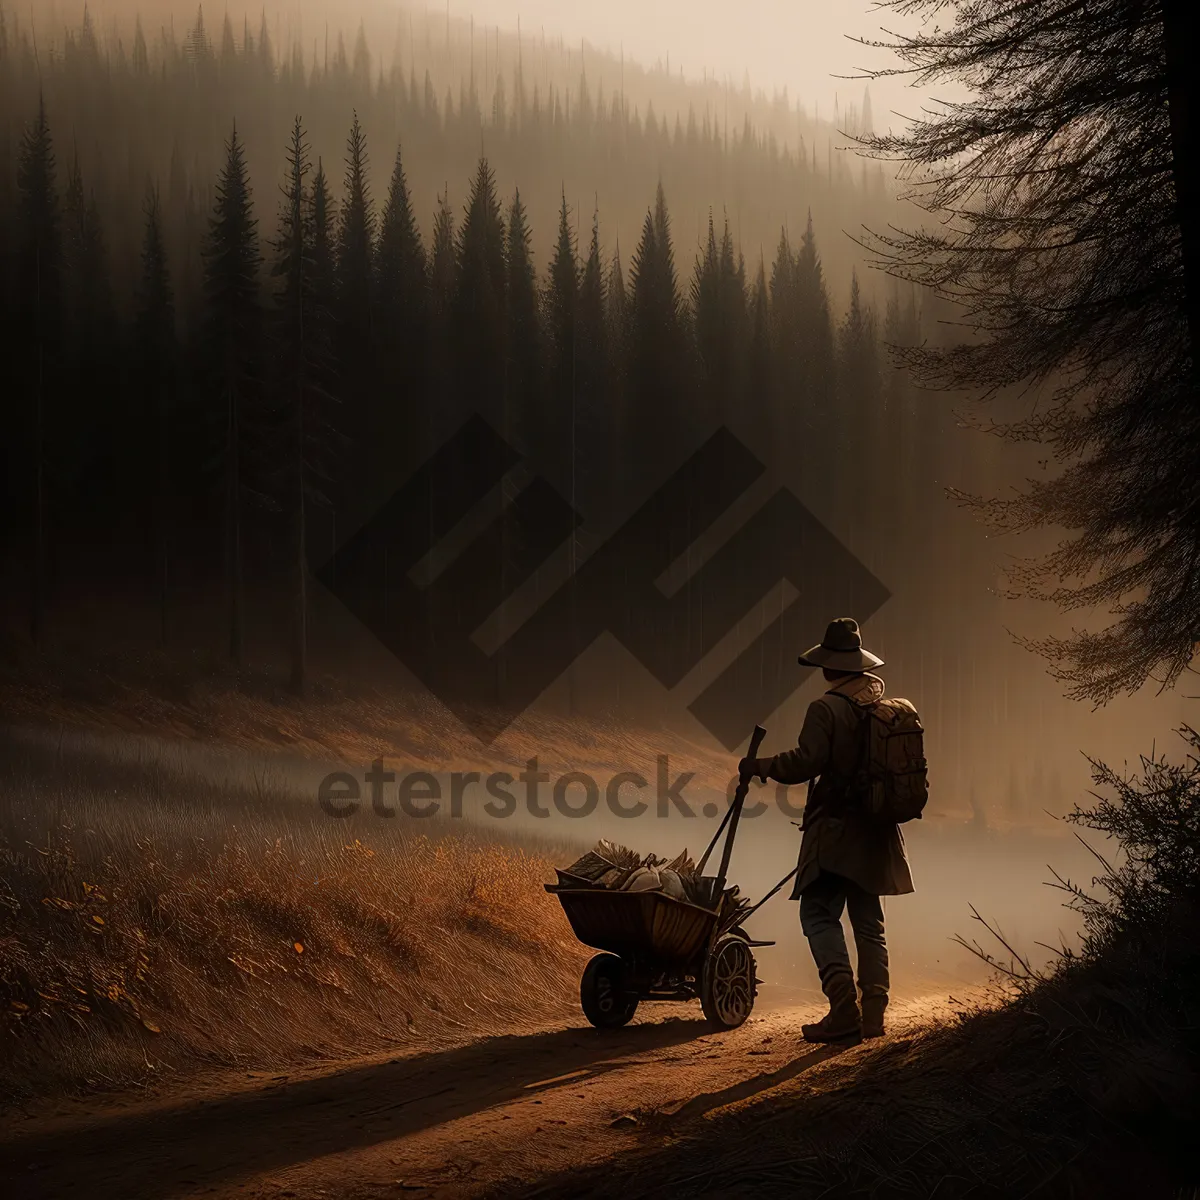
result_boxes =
[0,993,971,1200]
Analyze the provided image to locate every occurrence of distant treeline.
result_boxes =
[0,6,894,311]
[2,83,926,687]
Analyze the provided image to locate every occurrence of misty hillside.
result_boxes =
[0,1,891,302]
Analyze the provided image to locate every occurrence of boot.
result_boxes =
[861,994,887,1039]
[801,999,862,1043]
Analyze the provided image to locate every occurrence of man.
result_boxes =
[740,617,914,1043]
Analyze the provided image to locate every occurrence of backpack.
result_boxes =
[834,694,929,824]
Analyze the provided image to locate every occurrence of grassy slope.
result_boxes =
[0,736,590,1106]
[0,638,751,1108]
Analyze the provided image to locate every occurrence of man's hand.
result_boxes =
[739,756,770,783]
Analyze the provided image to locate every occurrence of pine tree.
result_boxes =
[494,186,541,659]
[202,125,263,667]
[576,209,609,513]
[721,227,748,412]
[308,156,341,568]
[504,188,541,456]
[546,192,585,715]
[545,189,579,475]
[135,188,178,643]
[865,0,1194,699]
[220,15,237,68]
[692,211,723,425]
[336,113,376,340]
[427,187,456,417]
[629,183,686,464]
[132,17,149,74]
[257,14,274,78]
[746,258,772,447]
[838,271,881,419]
[777,211,835,482]
[311,158,337,347]
[335,112,376,495]
[605,243,630,495]
[184,6,211,65]
[768,228,801,440]
[692,212,746,430]
[794,212,835,466]
[272,118,334,693]
[15,96,61,643]
[836,270,882,543]
[79,6,99,62]
[452,158,507,424]
[353,23,371,88]
[375,144,427,471]
[652,183,681,321]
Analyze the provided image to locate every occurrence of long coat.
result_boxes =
[764,672,915,899]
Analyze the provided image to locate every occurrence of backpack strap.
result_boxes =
[813,692,874,816]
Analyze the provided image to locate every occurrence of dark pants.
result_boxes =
[799,871,889,1009]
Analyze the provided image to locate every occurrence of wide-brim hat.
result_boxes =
[798,617,884,672]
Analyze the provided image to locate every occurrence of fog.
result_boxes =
[45,0,920,128]
[442,0,914,120]
[8,722,1104,1006]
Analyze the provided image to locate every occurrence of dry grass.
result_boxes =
[0,736,590,1106]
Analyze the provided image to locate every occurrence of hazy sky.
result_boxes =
[442,0,925,126]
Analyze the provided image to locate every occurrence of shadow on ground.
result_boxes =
[0,1019,710,1200]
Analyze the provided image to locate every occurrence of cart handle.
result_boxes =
[742,866,799,920]
[711,724,767,893]
[697,724,767,874]
[696,799,734,875]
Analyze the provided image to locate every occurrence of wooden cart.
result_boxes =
[545,726,777,1030]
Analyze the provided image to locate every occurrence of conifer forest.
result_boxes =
[0,4,1132,819]
[0,6,924,670]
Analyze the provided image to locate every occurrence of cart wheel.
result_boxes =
[580,953,639,1029]
[701,935,756,1029]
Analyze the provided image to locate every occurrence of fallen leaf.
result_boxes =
[9,1001,29,1012]
[91,915,105,926]
[142,1019,161,1033]
[293,942,304,954]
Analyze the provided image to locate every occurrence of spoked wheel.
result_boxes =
[580,953,639,1029]
[701,934,757,1029]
